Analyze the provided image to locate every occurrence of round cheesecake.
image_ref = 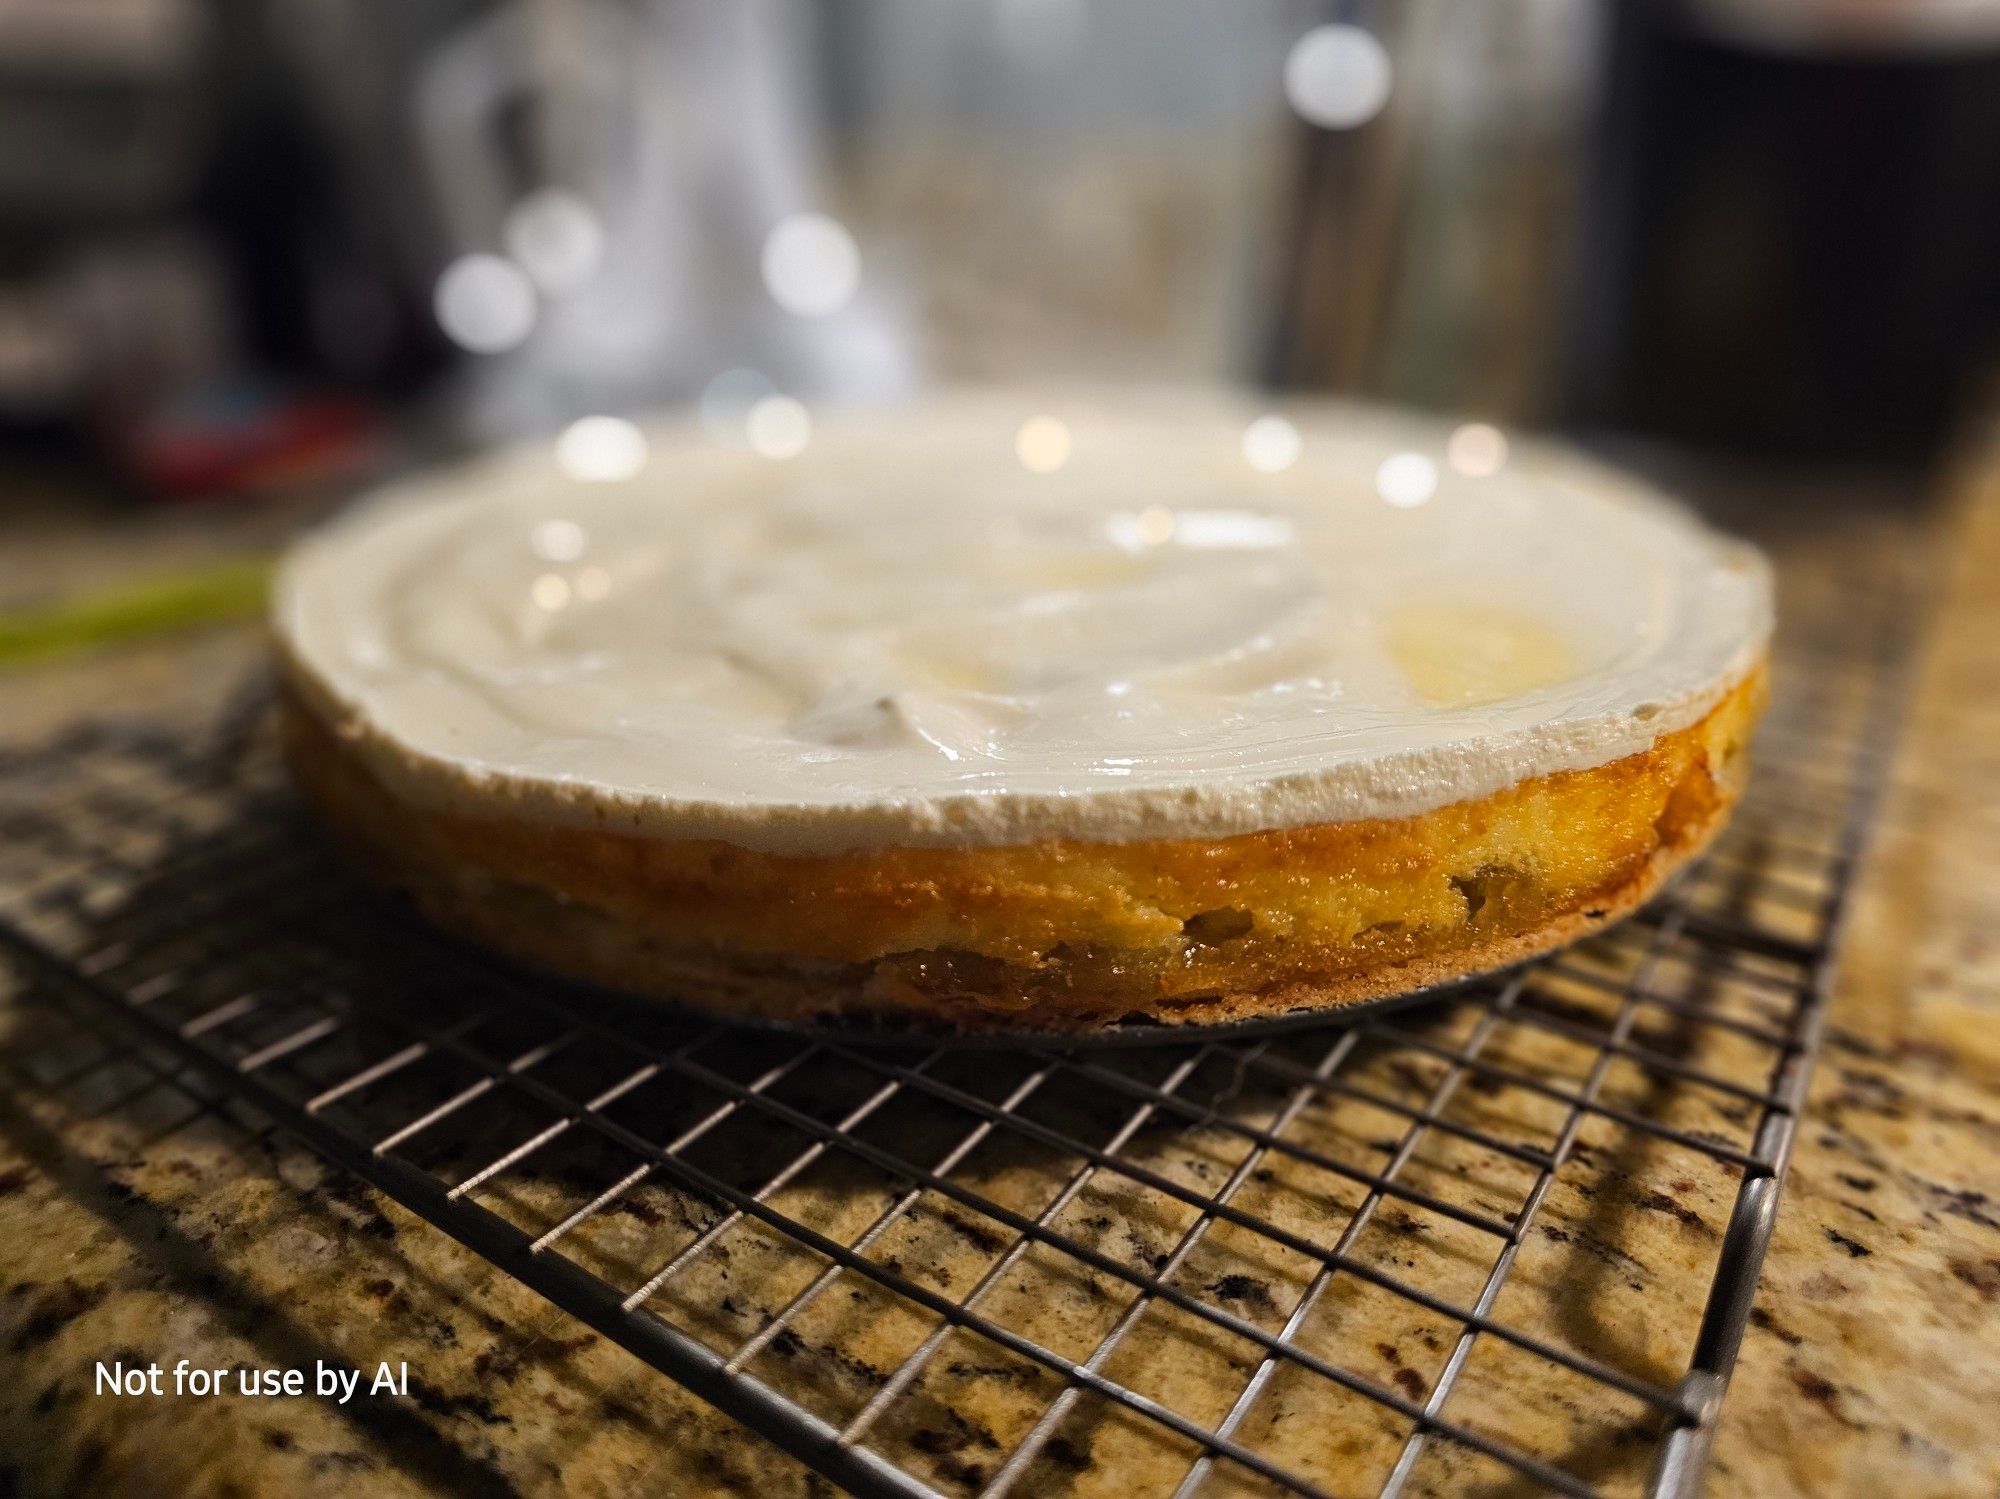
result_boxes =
[273,393,1771,1034]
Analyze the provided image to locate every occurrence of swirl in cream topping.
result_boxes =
[274,393,1772,853]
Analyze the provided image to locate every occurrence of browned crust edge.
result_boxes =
[280,681,1752,1036]
[380,792,1725,1036]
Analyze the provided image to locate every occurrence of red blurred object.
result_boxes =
[112,383,388,501]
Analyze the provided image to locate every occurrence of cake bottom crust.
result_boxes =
[380,837,1708,1036]
[281,668,1763,1035]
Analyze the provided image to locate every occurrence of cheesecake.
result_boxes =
[273,393,1771,1034]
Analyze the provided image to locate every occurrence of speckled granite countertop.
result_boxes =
[1700,457,2000,1498]
[2,458,1997,1498]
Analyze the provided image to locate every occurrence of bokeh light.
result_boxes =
[555,416,648,482]
[530,518,588,561]
[746,395,811,459]
[433,254,536,354]
[505,189,605,297]
[760,214,861,318]
[1242,415,1302,473]
[1446,422,1509,478]
[1015,415,1072,473]
[1284,25,1392,130]
[1376,451,1438,507]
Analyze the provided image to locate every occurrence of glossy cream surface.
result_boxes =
[274,394,1772,853]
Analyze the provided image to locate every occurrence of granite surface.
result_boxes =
[1,461,1997,1498]
[1702,459,2000,1498]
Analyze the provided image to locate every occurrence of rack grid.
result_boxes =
[0,585,1905,1498]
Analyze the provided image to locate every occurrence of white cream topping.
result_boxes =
[273,393,1772,854]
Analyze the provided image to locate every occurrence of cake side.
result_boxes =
[281,661,1764,1034]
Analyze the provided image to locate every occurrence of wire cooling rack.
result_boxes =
[0,591,1905,1498]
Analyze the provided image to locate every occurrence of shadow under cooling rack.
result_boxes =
[0,614,1904,1499]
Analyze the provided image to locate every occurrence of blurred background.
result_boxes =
[1,0,1998,643]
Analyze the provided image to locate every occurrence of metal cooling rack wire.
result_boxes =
[0,606,1909,1499]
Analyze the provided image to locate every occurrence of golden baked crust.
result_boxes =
[280,663,1766,1035]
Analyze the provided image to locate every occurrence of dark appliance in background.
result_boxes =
[1565,1,2000,463]
[0,0,440,498]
